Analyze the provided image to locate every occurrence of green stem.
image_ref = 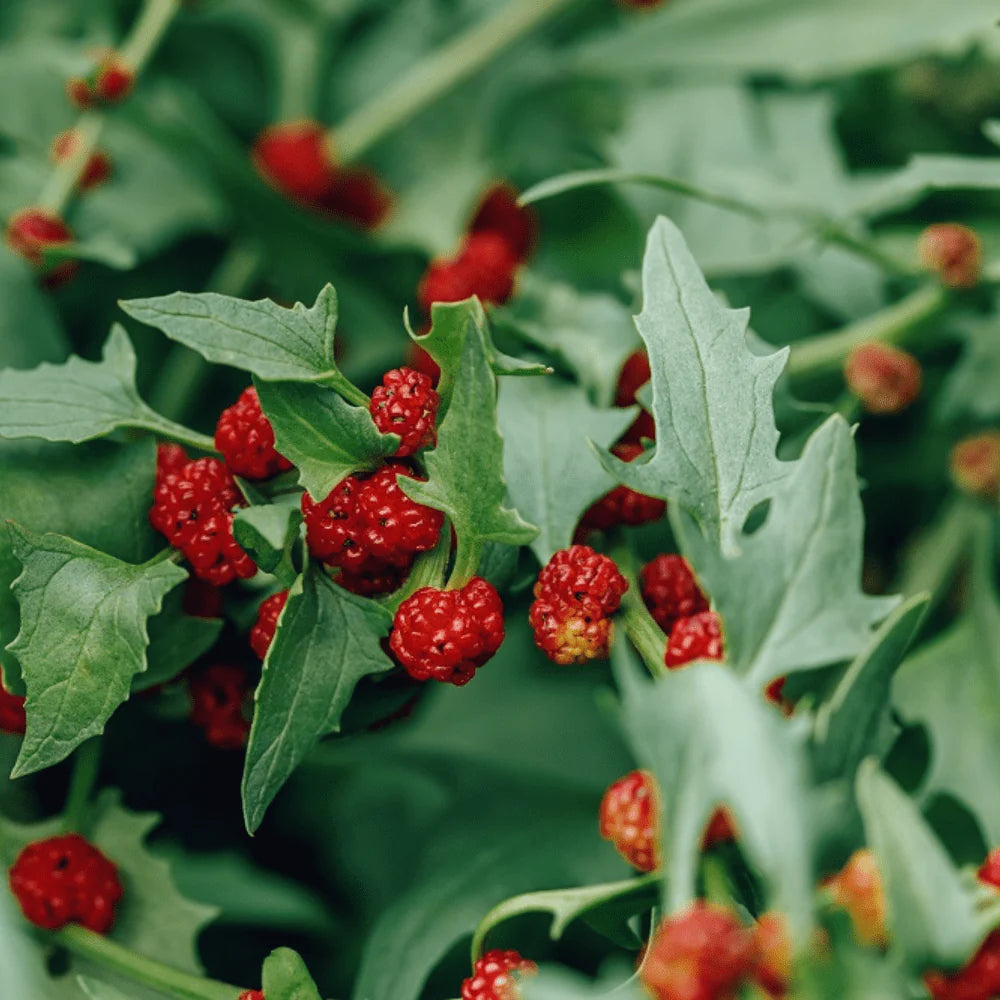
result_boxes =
[447,534,483,589]
[37,113,105,215]
[611,543,667,678]
[118,0,183,72]
[383,529,451,612]
[319,370,370,408]
[786,283,949,381]
[135,415,217,454]
[275,18,325,121]
[819,221,916,277]
[54,925,243,1000]
[62,739,101,836]
[330,0,581,162]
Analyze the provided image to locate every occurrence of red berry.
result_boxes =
[188,664,252,750]
[665,612,724,669]
[369,367,440,456]
[926,934,1000,1000]
[702,807,737,848]
[9,834,123,934]
[753,912,792,998]
[844,343,922,415]
[406,343,441,386]
[0,675,26,735]
[950,433,1000,504]
[215,387,293,480]
[301,464,443,575]
[239,993,265,1000]
[150,457,256,586]
[600,769,659,872]
[469,183,537,262]
[615,350,651,407]
[418,232,518,313]
[640,555,709,633]
[5,208,73,267]
[390,578,505,685]
[252,121,338,205]
[576,443,666,538]
[641,902,760,1000]
[918,223,981,289]
[979,848,1000,890]
[461,949,537,1000]
[764,677,793,716]
[50,130,112,190]
[66,78,93,108]
[156,443,188,481]
[250,590,289,660]
[529,545,629,664]
[95,59,133,102]
[826,849,888,948]
[336,563,408,597]
[319,166,394,230]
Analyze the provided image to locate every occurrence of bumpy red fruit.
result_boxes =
[918,223,982,289]
[529,545,629,664]
[250,590,289,660]
[5,208,73,267]
[301,464,443,575]
[215,387,292,480]
[826,849,888,948]
[253,120,338,204]
[50,130,112,189]
[0,675,26,734]
[844,342,922,415]
[600,769,659,872]
[239,992,265,1000]
[150,457,256,585]
[188,664,252,749]
[640,555,709,633]
[9,834,123,933]
[470,183,537,262]
[390,578,505,685]
[418,232,518,313]
[641,902,760,1000]
[369,367,440,456]
[950,432,1000,504]
[665,611,724,669]
[461,949,537,1000]
[576,443,665,537]
[156,443,188,480]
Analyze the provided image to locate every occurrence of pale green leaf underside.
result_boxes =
[7,526,186,777]
[242,565,394,832]
[261,948,323,1000]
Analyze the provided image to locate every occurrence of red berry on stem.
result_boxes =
[418,232,518,313]
[6,208,73,267]
[188,664,252,750]
[641,902,760,1000]
[918,223,982,289]
[95,58,134,102]
[369,367,440,456]
[390,578,505,686]
[50,130,112,190]
[665,611,724,669]
[600,769,659,872]
[470,183,537,262]
[252,121,339,205]
[215,387,292,480]
[9,834,123,934]
[640,555,709,633]
[461,949,537,1000]
[950,432,1000,504]
[250,590,289,660]
[239,993,265,1000]
[0,675,26,735]
[844,342,922,415]
[576,443,665,538]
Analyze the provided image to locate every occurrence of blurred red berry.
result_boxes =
[600,769,659,872]
[640,555,709,633]
[253,121,339,205]
[50,130,112,189]
[320,166,393,230]
[470,183,537,262]
[844,342,922,415]
[576,443,666,538]
[6,208,73,267]
[950,432,1000,504]
[665,611,724,669]
[250,590,289,660]
[418,232,518,313]
[918,223,981,289]
[461,949,536,1000]
[188,665,252,750]
[0,675,26,735]
[826,849,888,948]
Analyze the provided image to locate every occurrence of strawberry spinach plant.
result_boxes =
[1,1,1000,999]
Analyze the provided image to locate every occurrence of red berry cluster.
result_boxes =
[301,464,443,585]
[250,590,289,660]
[150,453,256,585]
[9,834,123,934]
[461,949,537,1000]
[252,121,392,230]
[67,53,134,108]
[369,367,440,456]
[51,129,112,190]
[188,664,252,750]
[576,442,666,538]
[390,578,505,685]
[0,676,26,735]
[418,184,537,314]
[215,387,293,480]
[665,610,724,669]
[640,555,708,632]
[529,545,628,664]
[925,848,1000,1000]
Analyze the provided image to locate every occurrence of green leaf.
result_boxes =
[254,380,397,501]
[233,494,303,586]
[615,642,814,935]
[135,588,223,692]
[674,417,899,683]
[856,760,985,972]
[498,376,632,563]
[242,563,395,832]
[524,966,644,1000]
[121,284,357,388]
[938,311,1000,423]
[0,326,205,447]
[77,979,132,1000]
[603,217,789,554]
[402,303,538,558]
[262,948,322,1000]
[472,874,657,959]
[7,527,186,777]
[812,594,928,783]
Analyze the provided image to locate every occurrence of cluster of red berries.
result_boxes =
[8,834,123,934]
[390,577,505,685]
[599,769,735,873]
[187,664,253,749]
[150,448,256,586]
[252,121,392,229]
[417,184,537,317]
[529,545,629,664]
[67,52,134,108]
[369,367,440,456]
[0,676,26,735]
[461,949,536,1000]
[251,590,289,660]
[215,387,293,480]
